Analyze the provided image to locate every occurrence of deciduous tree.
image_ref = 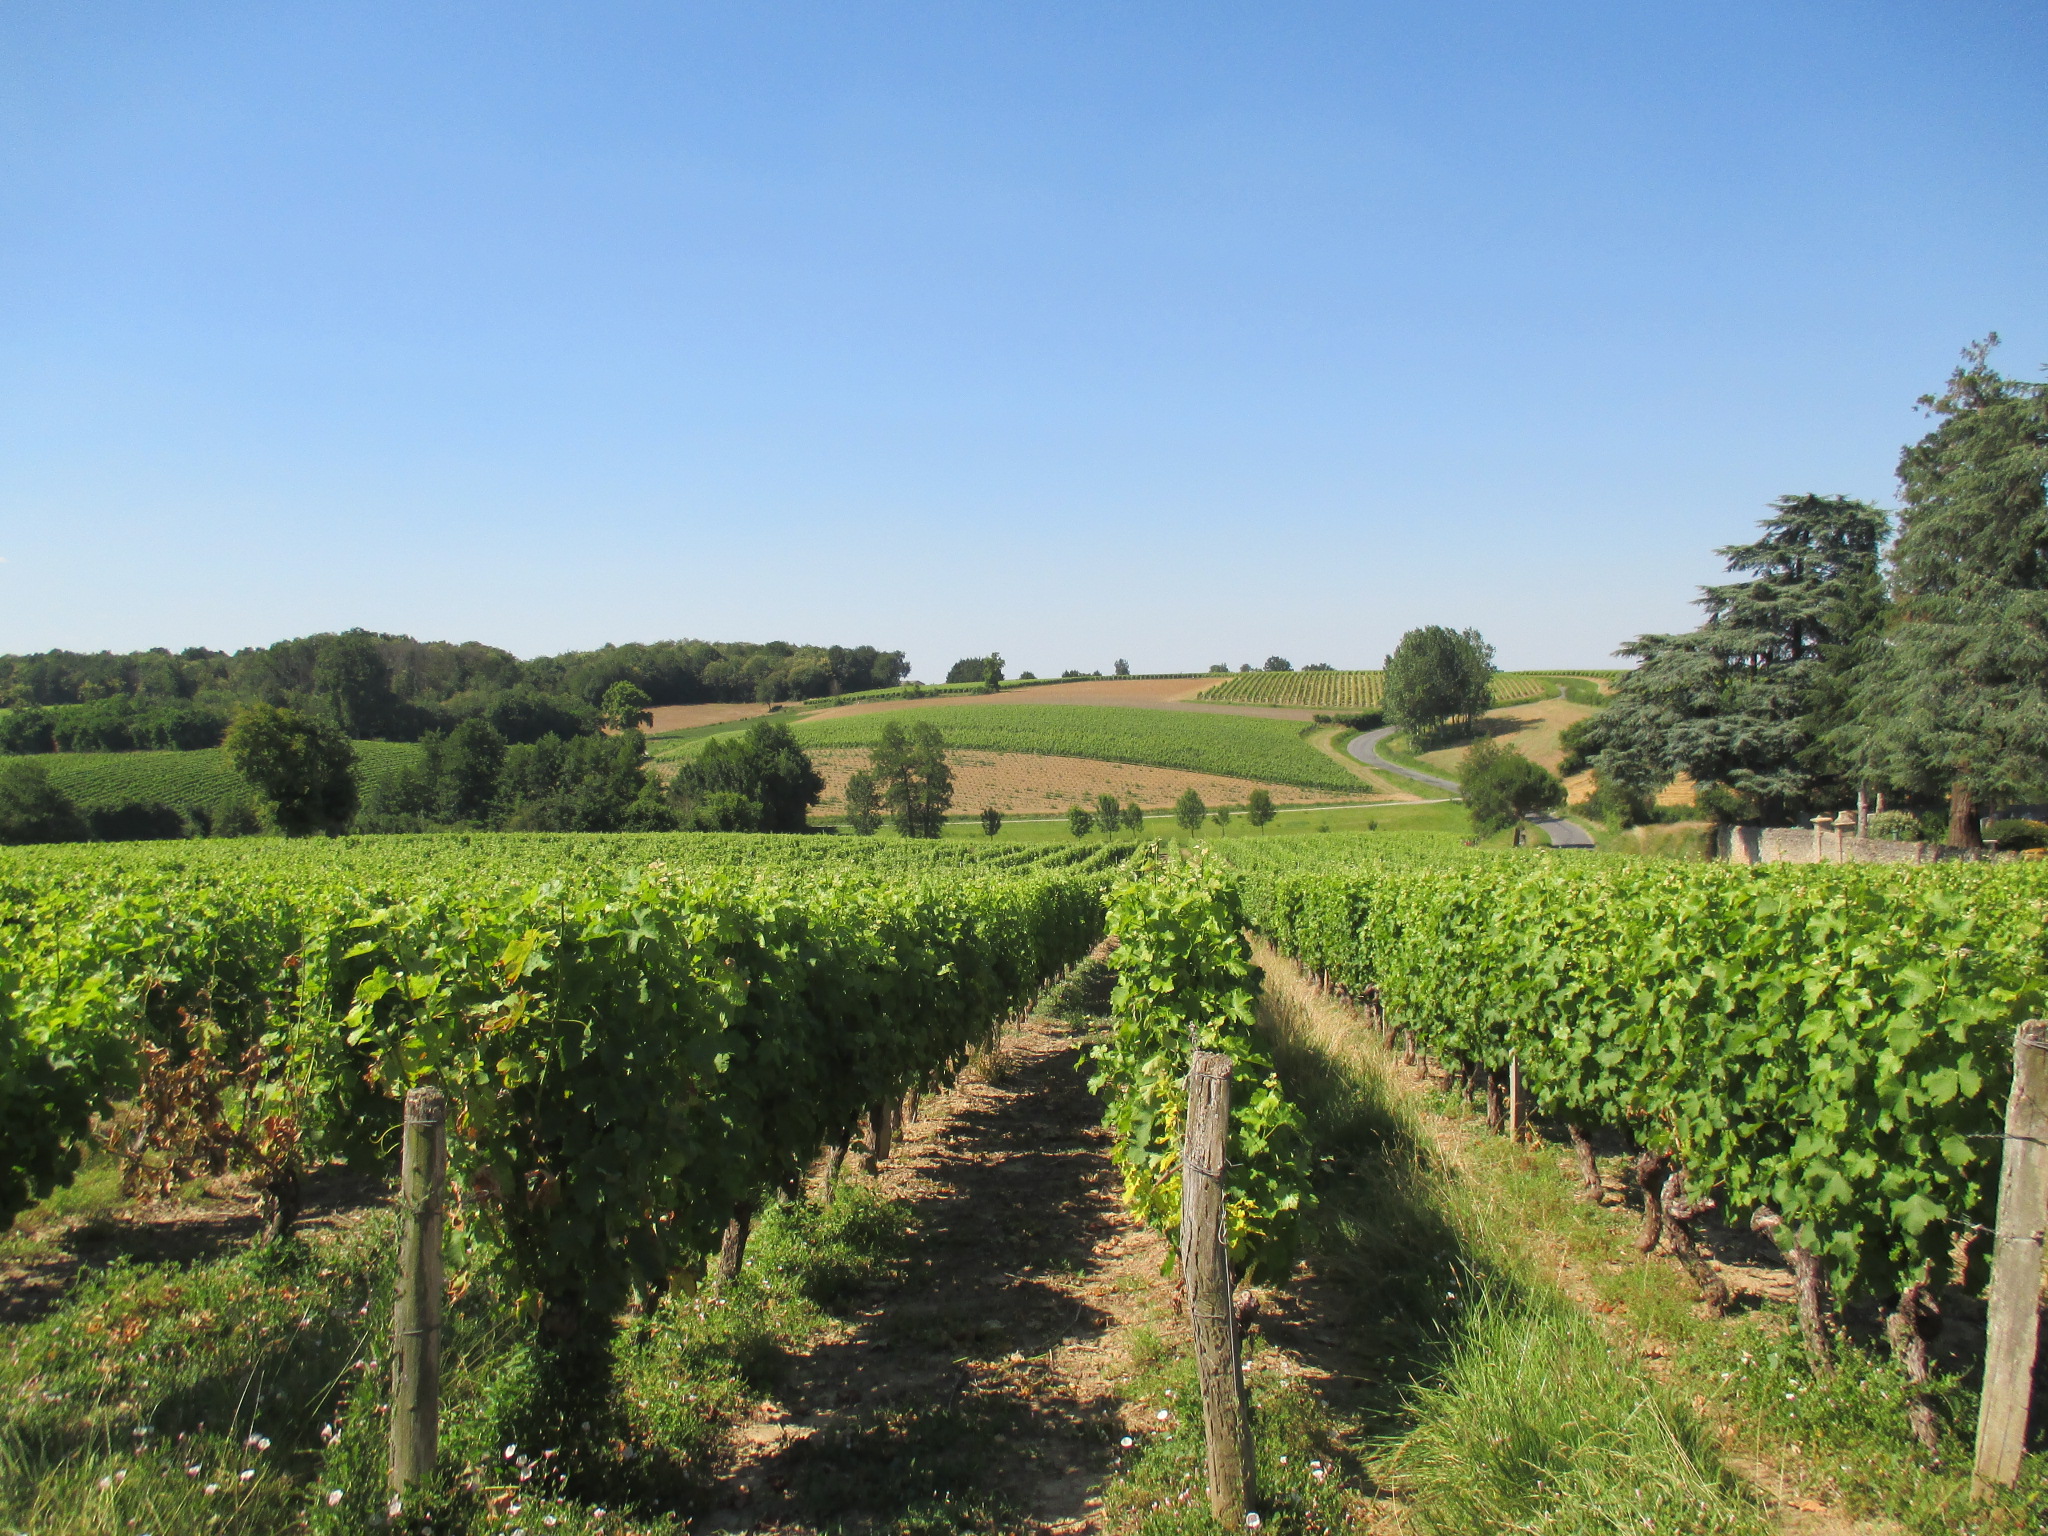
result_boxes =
[1461,739,1565,844]
[599,680,654,733]
[872,720,953,837]
[0,760,86,844]
[224,703,359,835]
[1066,805,1094,837]
[1096,793,1123,835]
[1246,788,1276,829]
[671,719,823,832]
[1382,627,1494,745]
[844,770,882,836]
[1174,788,1207,835]
[979,806,1003,836]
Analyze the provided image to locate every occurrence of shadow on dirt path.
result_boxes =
[699,1008,1176,1535]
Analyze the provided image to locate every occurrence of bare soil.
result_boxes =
[696,1006,1182,1534]
[800,748,1390,817]
[644,702,779,733]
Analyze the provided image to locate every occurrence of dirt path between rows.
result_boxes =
[697,1005,1178,1534]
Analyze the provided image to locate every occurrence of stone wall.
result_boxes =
[1716,825,2011,865]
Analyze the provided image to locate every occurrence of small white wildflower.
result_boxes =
[327,1490,344,1507]
[203,1485,220,1497]
[1246,1514,1262,1530]
[97,1477,114,1491]
[239,1470,254,1483]
[1156,1409,1170,1421]
[1120,1437,1134,1448]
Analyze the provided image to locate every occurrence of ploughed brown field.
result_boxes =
[803,747,1398,816]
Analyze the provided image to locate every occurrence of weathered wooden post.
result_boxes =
[1507,1053,1520,1143]
[1974,1021,2048,1499]
[1183,1051,1256,1524]
[390,1085,447,1496]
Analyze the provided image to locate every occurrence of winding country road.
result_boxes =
[1347,725,1596,849]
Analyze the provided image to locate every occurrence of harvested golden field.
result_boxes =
[818,675,1213,717]
[643,701,776,732]
[803,747,1395,816]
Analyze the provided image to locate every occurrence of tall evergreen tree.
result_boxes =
[1864,339,2048,845]
[1574,495,1889,822]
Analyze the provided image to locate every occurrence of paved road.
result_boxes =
[1529,814,1596,848]
[1347,725,1461,792]
[1347,724,1596,848]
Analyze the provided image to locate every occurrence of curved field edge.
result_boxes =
[1194,670,1625,711]
[784,704,1369,793]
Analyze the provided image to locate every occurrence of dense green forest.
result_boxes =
[0,632,908,752]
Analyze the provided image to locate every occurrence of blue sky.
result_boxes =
[1,3,2041,675]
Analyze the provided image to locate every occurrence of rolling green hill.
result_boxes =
[32,741,422,831]
[787,704,1366,792]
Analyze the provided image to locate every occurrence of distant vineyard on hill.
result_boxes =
[791,704,1366,792]
[1194,669,1619,711]
[36,741,421,827]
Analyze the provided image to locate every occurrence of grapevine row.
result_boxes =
[1222,835,2048,1299]
[0,835,1123,1342]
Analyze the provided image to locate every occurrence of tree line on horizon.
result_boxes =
[0,632,910,755]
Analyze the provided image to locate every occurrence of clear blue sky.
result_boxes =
[2,3,2042,676]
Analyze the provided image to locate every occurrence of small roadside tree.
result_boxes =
[1212,803,1233,831]
[1174,788,1207,835]
[981,653,1005,694]
[1246,788,1276,830]
[1121,800,1145,832]
[1461,739,1566,845]
[844,769,882,835]
[600,680,654,733]
[1096,793,1122,835]
[1066,805,1094,837]
[1114,659,1131,677]
[1383,626,1495,746]
[979,806,1003,836]
[224,703,359,835]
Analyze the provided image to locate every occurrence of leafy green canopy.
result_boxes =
[1383,627,1495,744]
[670,719,824,833]
[1223,833,2048,1298]
[223,703,359,836]
[1091,851,1310,1282]
[0,760,85,845]
[1570,495,1889,822]
[869,719,954,837]
[0,835,1127,1325]
[1459,739,1564,837]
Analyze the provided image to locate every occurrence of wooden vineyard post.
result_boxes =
[390,1085,447,1497]
[1183,1051,1256,1525]
[1507,1053,1520,1143]
[1974,1021,2048,1499]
